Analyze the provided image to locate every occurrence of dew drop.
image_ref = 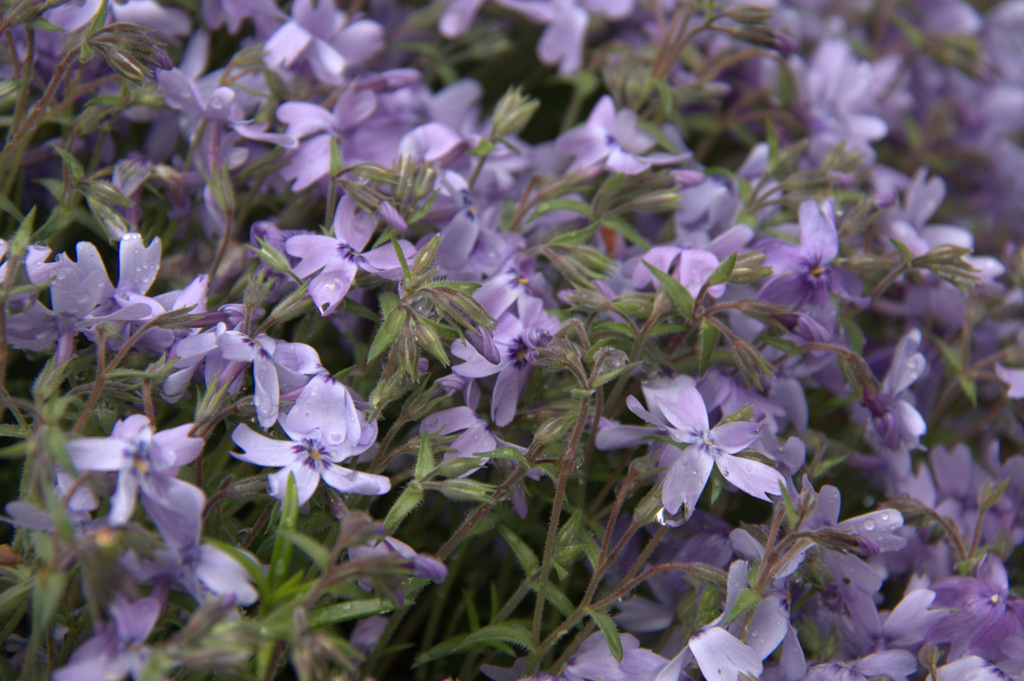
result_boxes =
[424,416,438,429]
[253,396,262,407]
[304,410,312,418]
[879,512,890,522]
[409,295,434,317]
[750,630,759,638]
[656,507,686,527]
[863,520,876,531]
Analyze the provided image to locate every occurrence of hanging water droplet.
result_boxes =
[656,507,686,527]
[863,520,876,531]
[599,349,629,374]
[409,295,434,317]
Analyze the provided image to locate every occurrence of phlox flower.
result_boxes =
[758,198,865,331]
[555,95,687,174]
[231,373,389,505]
[66,415,203,527]
[286,195,415,316]
[52,592,166,681]
[627,385,783,520]
[927,554,1024,661]
[262,0,384,85]
[451,295,560,426]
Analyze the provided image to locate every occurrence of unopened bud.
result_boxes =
[491,86,541,139]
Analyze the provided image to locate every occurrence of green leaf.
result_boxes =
[278,529,330,570]
[415,433,434,479]
[85,0,109,37]
[0,192,25,222]
[706,252,737,287]
[43,426,76,479]
[367,308,407,363]
[384,482,423,533]
[890,239,915,267]
[698,319,720,377]
[602,217,651,250]
[535,198,592,218]
[460,623,533,650]
[29,567,68,657]
[52,145,84,185]
[549,224,598,247]
[478,446,530,469]
[593,361,641,388]
[414,623,533,666]
[269,474,299,591]
[543,582,575,617]
[959,376,977,406]
[308,598,394,627]
[329,136,344,178]
[642,260,694,320]
[468,138,496,156]
[497,525,538,576]
[765,119,779,173]
[722,588,761,626]
[0,424,29,439]
[587,608,623,663]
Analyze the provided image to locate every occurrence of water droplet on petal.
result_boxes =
[879,512,889,522]
[863,520,876,531]
[424,416,438,429]
[656,507,686,527]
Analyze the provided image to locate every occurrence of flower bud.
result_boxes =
[491,86,541,140]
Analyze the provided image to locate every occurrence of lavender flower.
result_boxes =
[53,592,166,681]
[758,199,865,331]
[231,373,389,504]
[627,384,783,519]
[927,554,1024,660]
[286,195,415,316]
[554,95,686,174]
[67,415,204,527]
[451,294,560,426]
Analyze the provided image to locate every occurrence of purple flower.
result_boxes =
[53,592,166,681]
[859,329,928,477]
[927,555,1024,660]
[632,246,727,299]
[627,385,782,519]
[286,195,415,316]
[758,199,865,331]
[67,415,203,527]
[216,327,322,428]
[451,295,560,426]
[803,650,917,681]
[231,373,389,505]
[554,95,687,174]
[6,241,149,365]
[275,84,378,190]
[262,0,384,85]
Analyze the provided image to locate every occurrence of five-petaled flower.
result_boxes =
[231,373,390,504]
[627,385,784,520]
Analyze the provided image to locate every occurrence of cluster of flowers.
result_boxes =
[2,0,1024,679]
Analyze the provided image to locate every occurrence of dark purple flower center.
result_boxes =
[338,244,366,264]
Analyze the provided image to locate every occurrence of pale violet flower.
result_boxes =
[231,373,389,505]
[627,385,784,520]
